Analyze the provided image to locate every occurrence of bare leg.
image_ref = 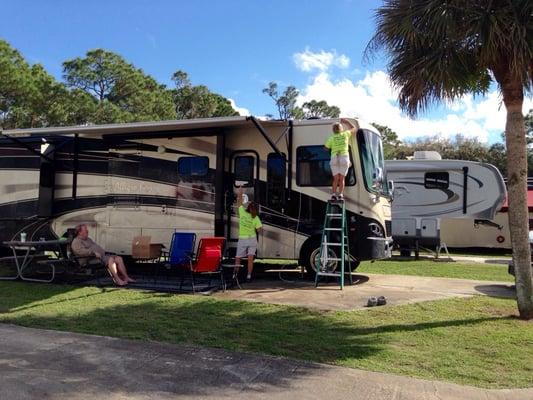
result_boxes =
[331,175,337,195]
[115,256,135,282]
[338,174,346,196]
[107,257,127,286]
[247,254,254,278]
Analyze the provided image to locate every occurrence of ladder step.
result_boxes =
[322,257,342,261]
[323,242,343,246]
[324,228,342,231]
[326,213,343,217]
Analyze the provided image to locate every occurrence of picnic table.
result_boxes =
[1,239,69,283]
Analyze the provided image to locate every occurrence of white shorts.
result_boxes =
[330,154,351,176]
[236,237,258,258]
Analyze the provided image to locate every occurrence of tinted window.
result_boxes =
[267,153,286,209]
[357,129,388,196]
[424,172,449,189]
[177,156,209,177]
[234,155,255,185]
[296,145,355,187]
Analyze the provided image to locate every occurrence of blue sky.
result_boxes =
[2,0,531,143]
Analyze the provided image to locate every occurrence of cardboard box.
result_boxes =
[132,236,163,260]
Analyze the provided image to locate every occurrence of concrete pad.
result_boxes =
[391,254,512,265]
[0,323,530,400]
[215,274,515,311]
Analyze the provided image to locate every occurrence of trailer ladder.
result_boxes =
[315,199,353,289]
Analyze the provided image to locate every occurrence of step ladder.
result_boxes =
[315,199,353,289]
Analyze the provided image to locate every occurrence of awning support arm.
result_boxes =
[0,131,54,164]
[247,116,286,159]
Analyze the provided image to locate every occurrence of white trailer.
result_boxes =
[386,151,506,255]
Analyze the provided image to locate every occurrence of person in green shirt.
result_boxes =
[235,186,262,281]
[324,118,357,200]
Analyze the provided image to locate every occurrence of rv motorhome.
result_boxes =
[0,116,393,277]
[386,151,506,255]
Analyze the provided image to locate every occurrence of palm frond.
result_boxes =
[366,0,533,116]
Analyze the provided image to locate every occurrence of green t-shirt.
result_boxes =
[238,205,262,238]
[325,130,351,156]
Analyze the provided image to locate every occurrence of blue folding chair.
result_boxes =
[169,232,196,267]
[156,232,196,283]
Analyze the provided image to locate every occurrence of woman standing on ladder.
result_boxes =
[325,118,357,200]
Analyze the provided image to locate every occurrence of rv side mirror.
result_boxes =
[388,180,394,200]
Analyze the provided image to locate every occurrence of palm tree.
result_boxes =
[367,0,533,319]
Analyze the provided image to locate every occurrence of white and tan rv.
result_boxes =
[386,151,506,254]
[0,116,392,276]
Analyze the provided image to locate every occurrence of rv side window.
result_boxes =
[424,172,449,189]
[267,153,286,209]
[177,156,209,177]
[234,156,255,186]
[296,145,355,187]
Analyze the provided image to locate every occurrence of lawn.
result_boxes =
[357,259,514,282]
[0,281,531,389]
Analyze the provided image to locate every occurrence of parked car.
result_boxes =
[508,231,533,276]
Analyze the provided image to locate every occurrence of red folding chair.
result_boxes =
[180,237,225,293]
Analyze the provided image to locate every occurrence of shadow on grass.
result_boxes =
[0,281,89,312]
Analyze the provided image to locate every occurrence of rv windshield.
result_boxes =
[358,129,389,196]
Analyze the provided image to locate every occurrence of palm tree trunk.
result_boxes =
[504,102,533,319]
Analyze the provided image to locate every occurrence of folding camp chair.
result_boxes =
[169,232,196,267]
[60,229,107,285]
[180,237,225,293]
[157,232,196,282]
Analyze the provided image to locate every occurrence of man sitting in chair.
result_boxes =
[71,224,135,286]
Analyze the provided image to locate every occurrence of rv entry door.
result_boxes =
[227,151,259,253]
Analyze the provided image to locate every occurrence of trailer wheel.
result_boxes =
[300,237,360,280]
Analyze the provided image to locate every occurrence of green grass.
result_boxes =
[0,281,531,389]
[358,260,514,282]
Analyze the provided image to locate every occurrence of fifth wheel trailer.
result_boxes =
[386,152,506,254]
[0,116,393,276]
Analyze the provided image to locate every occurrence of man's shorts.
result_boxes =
[236,237,258,258]
[330,154,351,176]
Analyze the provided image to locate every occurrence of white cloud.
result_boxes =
[297,70,533,143]
[293,48,350,72]
[228,98,250,116]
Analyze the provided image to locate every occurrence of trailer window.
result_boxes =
[177,156,209,177]
[424,172,449,189]
[234,155,255,186]
[267,153,286,209]
[296,145,355,187]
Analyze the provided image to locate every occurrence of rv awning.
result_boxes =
[0,116,290,158]
[0,116,287,138]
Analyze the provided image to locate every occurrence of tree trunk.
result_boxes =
[504,101,533,319]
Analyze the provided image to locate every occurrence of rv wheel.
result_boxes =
[300,238,359,280]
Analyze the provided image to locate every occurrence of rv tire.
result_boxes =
[300,237,359,280]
